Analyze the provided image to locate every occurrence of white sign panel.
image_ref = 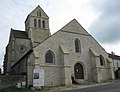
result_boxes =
[33,69,44,87]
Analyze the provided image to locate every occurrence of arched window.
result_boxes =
[38,20,41,28]
[34,19,37,27]
[42,20,45,28]
[45,50,55,63]
[37,11,39,16]
[74,63,84,79]
[75,39,81,53]
[37,11,41,16]
[99,55,105,66]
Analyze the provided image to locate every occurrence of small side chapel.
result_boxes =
[3,5,114,87]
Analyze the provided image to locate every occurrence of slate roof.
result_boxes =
[11,29,28,39]
[108,53,120,60]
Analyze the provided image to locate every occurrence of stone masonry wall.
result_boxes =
[0,75,26,89]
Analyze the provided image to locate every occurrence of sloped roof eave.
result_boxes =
[89,48,99,57]
[60,45,69,54]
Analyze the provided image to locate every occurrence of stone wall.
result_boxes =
[33,27,113,86]
[0,75,26,89]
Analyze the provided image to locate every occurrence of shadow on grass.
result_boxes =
[0,86,33,92]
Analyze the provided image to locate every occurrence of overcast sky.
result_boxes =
[0,0,120,70]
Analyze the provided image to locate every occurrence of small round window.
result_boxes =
[18,44,26,53]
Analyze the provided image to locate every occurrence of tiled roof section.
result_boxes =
[108,53,120,60]
[11,29,28,39]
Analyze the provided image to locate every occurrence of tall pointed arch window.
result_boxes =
[38,20,41,28]
[42,20,45,28]
[45,50,55,63]
[34,19,37,27]
[75,39,81,53]
[99,55,105,66]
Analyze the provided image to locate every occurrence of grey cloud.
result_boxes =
[89,0,120,44]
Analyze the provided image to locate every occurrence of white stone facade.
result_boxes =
[4,5,115,87]
[32,21,114,86]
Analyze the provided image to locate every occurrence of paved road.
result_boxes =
[56,82,120,92]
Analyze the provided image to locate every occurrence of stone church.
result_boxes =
[3,5,114,87]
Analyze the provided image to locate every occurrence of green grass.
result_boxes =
[0,86,51,92]
[0,86,34,92]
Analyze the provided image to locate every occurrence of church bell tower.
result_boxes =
[25,5,51,46]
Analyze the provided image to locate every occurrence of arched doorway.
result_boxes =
[74,63,84,79]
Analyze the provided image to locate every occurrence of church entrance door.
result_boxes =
[74,63,84,79]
